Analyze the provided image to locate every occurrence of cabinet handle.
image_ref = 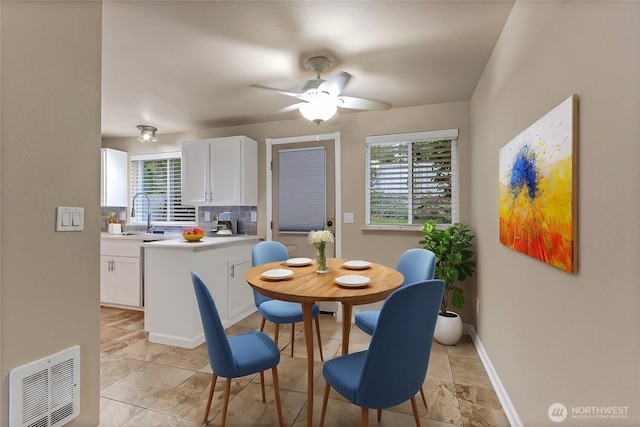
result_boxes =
[230,264,235,278]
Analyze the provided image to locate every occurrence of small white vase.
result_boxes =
[434,311,463,345]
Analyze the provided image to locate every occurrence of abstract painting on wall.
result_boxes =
[499,95,578,273]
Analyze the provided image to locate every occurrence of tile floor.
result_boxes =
[100,306,509,426]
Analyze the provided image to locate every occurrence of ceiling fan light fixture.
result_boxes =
[298,97,337,125]
[252,54,390,122]
[137,125,157,142]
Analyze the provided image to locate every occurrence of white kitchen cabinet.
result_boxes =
[100,239,142,308]
[143,236,258,348]
[101,148,128,207]
[100,256,141,306]
[181,136,257,206]
[227,256,254,319]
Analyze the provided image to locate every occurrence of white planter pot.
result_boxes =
[434,311,463,345]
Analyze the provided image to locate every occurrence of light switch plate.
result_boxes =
[204,211,211,222]
[343,212,354,224]
[56,207,84,231]
[251,211,257,223]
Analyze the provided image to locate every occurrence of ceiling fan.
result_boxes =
[252,56,391,125]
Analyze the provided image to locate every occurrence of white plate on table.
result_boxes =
[335,275,371,288]
[261,269,293,281]
[285,257,312,267]
[343,260,371,270]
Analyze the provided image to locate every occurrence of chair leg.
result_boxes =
[315,316,324,361]
[290,322,295,357]
[410,396,421,427]
[274,323,280,346]
[361,407,369,427]
[271,367,284,427]
[221,377,232,427]
[377,408,382,422]
[419,386,428,410]
[319,382,331,427]
[260,317,266,332]
[203,373,217,422]
[260,371,266,403]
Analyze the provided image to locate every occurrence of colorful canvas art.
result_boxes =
[499,95,578,273]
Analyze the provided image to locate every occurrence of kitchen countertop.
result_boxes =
[101,232,181,241]
[141,235,259,250]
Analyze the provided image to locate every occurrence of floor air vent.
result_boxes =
[10,346,80,427]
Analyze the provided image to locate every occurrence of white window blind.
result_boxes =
[130,152,196,224]
[278,147,326,232]
[366,129,458,227]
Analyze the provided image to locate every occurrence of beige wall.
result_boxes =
[470,1,639,425]
[104,101,476,322]
[0,2,102,426]
[4,1,637,425]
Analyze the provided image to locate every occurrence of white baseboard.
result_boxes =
[148,331,204,349]
[464,324,523,427]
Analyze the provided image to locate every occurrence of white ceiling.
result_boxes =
[101,1,514,138]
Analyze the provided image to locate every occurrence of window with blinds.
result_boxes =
[129,152,196,224]
[366,129,458,228]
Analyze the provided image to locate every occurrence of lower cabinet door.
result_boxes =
[101,255,142,307]
[114,256,142,306]
[100,256,117,303]
[227,257,254,319]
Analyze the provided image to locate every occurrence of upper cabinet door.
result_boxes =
[210,137,243,206]
[181,136,257,206]
[101,148,128,207]
[182,140,211,205]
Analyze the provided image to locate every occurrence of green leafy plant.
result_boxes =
[419,221,476,317]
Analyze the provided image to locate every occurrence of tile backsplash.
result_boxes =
[197,206,257,235]
[101,207,127,232]
[101,205,257,235]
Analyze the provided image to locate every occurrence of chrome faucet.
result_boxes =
[131,192,153,233]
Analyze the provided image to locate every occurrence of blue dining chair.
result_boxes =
[251,241,324,360]
[191,272,284,426]
[353,248,436,410]
[319,279,445,427]
[354,248,436,335]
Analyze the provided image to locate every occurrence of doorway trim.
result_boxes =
[266,131,341,258]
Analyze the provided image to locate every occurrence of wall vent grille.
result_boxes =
[10,346,80,427]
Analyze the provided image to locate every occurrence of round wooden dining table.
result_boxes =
[245,257,404,426]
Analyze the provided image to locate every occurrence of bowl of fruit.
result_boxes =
[182,227,206,242]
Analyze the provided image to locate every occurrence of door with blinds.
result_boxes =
[272,141,335,259]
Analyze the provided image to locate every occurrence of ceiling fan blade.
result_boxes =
[275,102,306,114]
[251,84,302,99]
[318,72,351,96]
[337,96,391,111]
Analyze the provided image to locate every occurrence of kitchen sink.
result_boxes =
[103,232,180,241]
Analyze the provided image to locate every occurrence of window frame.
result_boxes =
[365,129,459,230]
[129,152,197,226]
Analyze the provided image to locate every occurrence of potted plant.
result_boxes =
[419,221,476,345]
